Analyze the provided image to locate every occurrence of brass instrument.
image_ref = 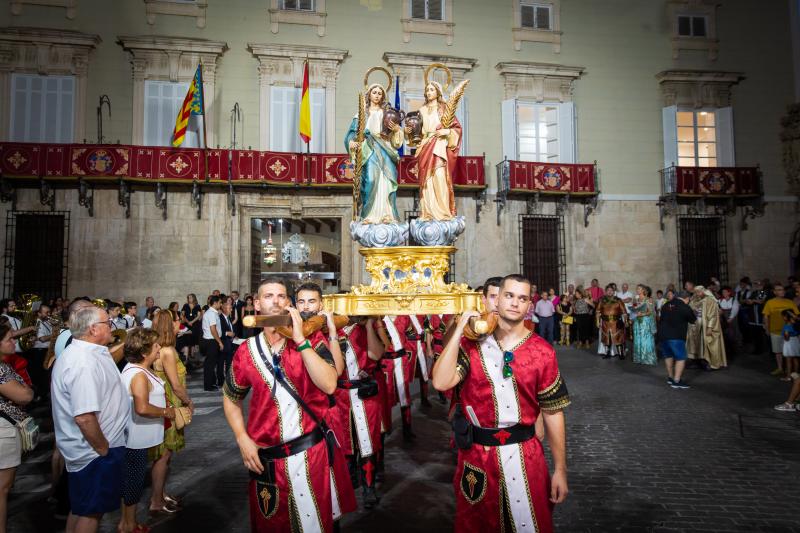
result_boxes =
[13,293,41,352]
[43,314,65,370]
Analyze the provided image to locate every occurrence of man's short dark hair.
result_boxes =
[499,274,531,293]
[124,301,137,310]
[605,284,615,291]
[208,295,221,306]
[296,282,322,300]
[676,290,691,299]
[108,301,121,311]
[483,276,503,296]
[257,277,289,296]
[0,299,11,313]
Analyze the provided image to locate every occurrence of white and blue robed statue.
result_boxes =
[347,67,408,248]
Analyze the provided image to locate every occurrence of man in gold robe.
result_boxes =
[686,286,727,369]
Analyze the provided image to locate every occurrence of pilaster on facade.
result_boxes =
[667,0,720,61]
[268,0,327,37]
[247,43,348,151]
[511,0,562,52]
[10,0,76,19]
[118,35,228,146]
[655,69,744,107]
[0,27,100,142]
[495,61,584,101]
[400,0,454,46]
[144,0,208,29]
[382,51,477,92]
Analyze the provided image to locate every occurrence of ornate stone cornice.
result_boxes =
[0,27,100,74]
[383,51,477,88]
[10,0,76,19]
[145,0,208,29]
[495,61,585,101]
[247,43,348,88]
[118,35,227,83]
[656,69,744,107]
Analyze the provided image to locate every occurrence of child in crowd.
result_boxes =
[781,310,799,380]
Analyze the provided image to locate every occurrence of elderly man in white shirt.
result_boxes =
[51,305,129,533]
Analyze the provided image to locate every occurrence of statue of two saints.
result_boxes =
[345,64,468,229]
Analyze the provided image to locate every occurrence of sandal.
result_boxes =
[163,494,181,506]
[774,402,798,412]
[149,503,178,515]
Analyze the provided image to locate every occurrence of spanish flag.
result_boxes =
[298,60,311,144]
[171,64,205,148]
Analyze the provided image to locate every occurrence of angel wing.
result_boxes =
[440,79,470,128]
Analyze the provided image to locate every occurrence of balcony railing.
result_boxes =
[659,165,762,198]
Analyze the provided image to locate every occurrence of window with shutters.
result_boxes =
[677,110,716,167]
[269,86,326,153]
[269,0,327,36]
[512,0,561,52]
[411,0,443,21]
[401,0,454,45]
[143,80,203,148]
[520,2,551,30]
[517,103,559,163]
[677,15,707,37]
[281,0,314,11]
[9,74,75,143]
[667,1,718,60]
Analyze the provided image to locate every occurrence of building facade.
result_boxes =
[0,0,798,304]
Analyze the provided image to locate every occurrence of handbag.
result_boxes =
[0,412,39,453]
[562,315,574,325]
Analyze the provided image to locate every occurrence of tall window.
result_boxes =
[402,92,469,155]
[520,1,552,30]
[281,0,314,10]
[270,86,325,153]
[143,80,202,147]
[677,15,707,37]
[411,0,443,20]
[518,103,558,162]
[677,110,716,167]
[10,74,74,143]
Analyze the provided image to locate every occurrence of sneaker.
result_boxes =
[774,402,798,412]
[671,380,690,389]
[666,377,674,386]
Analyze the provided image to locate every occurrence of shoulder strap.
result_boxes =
[253,334,325,429]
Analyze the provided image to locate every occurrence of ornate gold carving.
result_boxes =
[170,156,189,173]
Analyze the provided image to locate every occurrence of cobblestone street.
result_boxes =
[7,344,800,532]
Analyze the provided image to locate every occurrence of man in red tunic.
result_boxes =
[222,278,352,532]
[432,274,570,533]
[331,316,384,508]
[381,315,416,440]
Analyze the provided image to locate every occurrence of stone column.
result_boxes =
[257,61,274,151]
[200,57,217,148]
[72,53,89,143]
[131,58,147,145]
[0,48,13,141]
[322,64,337,152]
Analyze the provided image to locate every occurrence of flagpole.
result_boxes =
[198,61,209,183]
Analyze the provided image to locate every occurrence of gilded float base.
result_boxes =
[323,245,481,316]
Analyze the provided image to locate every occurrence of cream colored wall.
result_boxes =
[0,0,796,298]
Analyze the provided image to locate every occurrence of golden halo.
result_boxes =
[363,66,393,94]
[423,63,452,93]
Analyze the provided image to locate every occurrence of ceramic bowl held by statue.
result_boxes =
[382,107,405,137]
[404,111,423,147]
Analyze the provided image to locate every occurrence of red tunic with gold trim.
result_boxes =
[382,315,414,407]
[223,332,355,532]
[453,332,570,533]
[329,324,382,457]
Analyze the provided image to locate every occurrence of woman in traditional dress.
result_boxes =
[631,285,657,365]
[345,83,403,224]
[410,81,463,221]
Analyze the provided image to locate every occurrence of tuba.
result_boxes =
[13,294,41,352]
[43,313,65,370]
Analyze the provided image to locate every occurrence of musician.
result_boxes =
[0,299,36,353]
[107,303,126,331]
[122,302,139,329]
[31,304,55,396]
[431,274,570,533]
[596,285,628,359]
[222,278,353,532]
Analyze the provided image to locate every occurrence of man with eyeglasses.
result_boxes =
[222,277,347,533]
[432,273,570,533]
[50,305,130,533]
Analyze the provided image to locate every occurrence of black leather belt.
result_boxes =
[337,378,372,389]
[257,426,324,462]
[472,423,536,447]
[406,333,421,341]
[382,349,407,359]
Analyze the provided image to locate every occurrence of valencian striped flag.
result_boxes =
[171,64,205,147]
[298,60,311,144]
